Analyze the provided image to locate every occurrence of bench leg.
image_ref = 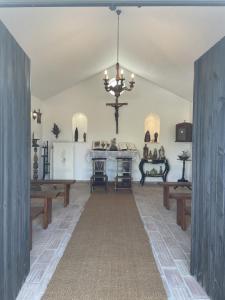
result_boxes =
[64,184,70,207]
[176,199,181,225]
[43,198,51,229]
[163,186,170,210]
[176,198,187,230]
[180,199,187,231]
[47,197,52,224]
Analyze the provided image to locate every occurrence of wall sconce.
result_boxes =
[32,109,42,124]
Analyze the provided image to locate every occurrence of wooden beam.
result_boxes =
[0,0,225,7]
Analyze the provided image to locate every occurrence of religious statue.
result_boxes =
[74,127,78,142]
[148,150,153,160]
[154,132,158,143]
[159,166,163,175]
[37,109,42,124]
[52,123,60,139]
[144,130,151,143]
[158,148,162,159]
[109,138,118,151]
[160,146,165,159]
[153,148,158,160]
[143,144,149,159]
[83,132,87,142]
[150,168,157,175]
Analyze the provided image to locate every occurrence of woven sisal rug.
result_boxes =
[42,191,167,300]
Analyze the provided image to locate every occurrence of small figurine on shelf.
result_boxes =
[150,168,157,176]
[143,144,149,159]
[144,130,151,143]
[83,132,87,142]
[159,148,162,159]
[74,127,78,142]
[52,123,60,139]
[160,146,165,159]
[154,132,158,143]
[153,148,158,160]
[109,138,118,151]
[101,141,106,149]
[148,150,153,160]
[159,166,163,175]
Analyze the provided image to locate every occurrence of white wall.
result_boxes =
[31,95,43,178]
[42,68,193,182]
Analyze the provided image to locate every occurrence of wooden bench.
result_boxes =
[169,192,192,231]
[30,190,60,249]
[159,182,192,210]
[31,180,75,207]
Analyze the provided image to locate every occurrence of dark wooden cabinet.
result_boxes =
[175,122,192,142]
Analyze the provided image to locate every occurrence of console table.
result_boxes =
[139,159,170,185]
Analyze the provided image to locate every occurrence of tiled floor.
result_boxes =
[133,184,210,300]
[16,183,210,300]
[16,183,90,300]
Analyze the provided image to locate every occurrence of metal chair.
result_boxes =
[115,157,132,191]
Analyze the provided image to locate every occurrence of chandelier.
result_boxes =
[103,9,135,98]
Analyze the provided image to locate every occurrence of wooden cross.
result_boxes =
[106,96,127,134]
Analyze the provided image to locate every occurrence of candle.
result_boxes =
[121,69,124,78]
[104,70,108,79]
[131,73,135,80]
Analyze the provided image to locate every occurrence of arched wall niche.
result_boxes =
[72,113,88,142]
[144,113,160,143]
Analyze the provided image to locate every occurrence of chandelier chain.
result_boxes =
[116,9,121,63]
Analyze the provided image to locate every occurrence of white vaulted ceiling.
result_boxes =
[0,7,225,100]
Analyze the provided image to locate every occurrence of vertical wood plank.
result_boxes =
[191,36,225,300]
[0,21,31,300]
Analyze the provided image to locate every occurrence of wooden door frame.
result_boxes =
[0,0,225,8]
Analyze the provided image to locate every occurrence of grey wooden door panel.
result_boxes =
[0,20,30,300]
[191,37,225,300]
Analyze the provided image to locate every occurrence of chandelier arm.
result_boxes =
[123,87,133,92]
[105,87,112,92]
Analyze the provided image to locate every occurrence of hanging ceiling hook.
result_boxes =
[109,4,117,11]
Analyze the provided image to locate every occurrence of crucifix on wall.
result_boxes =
[106,96,128,134]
